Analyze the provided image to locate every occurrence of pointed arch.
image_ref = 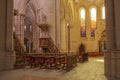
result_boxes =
[14,0,30,14]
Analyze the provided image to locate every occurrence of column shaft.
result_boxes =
[0,0,15,70]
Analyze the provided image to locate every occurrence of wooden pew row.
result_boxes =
[23,53,77,71]
[67,54,77,71]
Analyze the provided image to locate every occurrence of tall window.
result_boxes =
[102,6,105,19]
[90,8,96,37]
[80,9,86,37]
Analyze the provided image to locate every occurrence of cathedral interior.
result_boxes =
[0,0,120,80]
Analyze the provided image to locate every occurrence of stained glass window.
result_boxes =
[80,9,86,37]
[90,8,96,37]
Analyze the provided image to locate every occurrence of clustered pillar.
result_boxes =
[105,0,120,79]
[15,13,25,47]
[0,0,15,70]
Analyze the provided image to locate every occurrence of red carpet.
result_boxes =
[88,52,104,57]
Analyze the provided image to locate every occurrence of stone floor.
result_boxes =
[0,57,107,80]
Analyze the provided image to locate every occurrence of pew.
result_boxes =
[24,53,77,71]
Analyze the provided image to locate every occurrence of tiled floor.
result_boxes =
[62,57,107,80]
[0,57,107,80]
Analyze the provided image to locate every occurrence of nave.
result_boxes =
[0,57,107,80]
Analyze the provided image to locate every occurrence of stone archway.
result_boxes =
[14,0,30,47]
[14,0,41,53]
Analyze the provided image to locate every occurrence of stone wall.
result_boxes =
[60,0,105,53]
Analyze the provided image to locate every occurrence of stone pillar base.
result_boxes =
[107,77,120,80]
[104,51,120,80]
[0,50,16,71]
[0,50,5,71]
[104,51,112,76]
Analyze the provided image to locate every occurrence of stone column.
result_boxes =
[108,51,120,79]
[117,52,120,78]
[0,0,15,70]
[105,0,116,51]
[114,1,120,50]
[111,51,117,78]
[104,0,114,77]
[60,19,68,52]
[104,51,112,77]
[37,27,41,52]
[32,24,38,52]
[105,0,120,79]
[28,41,31,53]
[55,0,60,48]
[114,0,120,79]
[15,13,25,47]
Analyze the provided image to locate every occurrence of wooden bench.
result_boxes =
[24,53,77,71]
